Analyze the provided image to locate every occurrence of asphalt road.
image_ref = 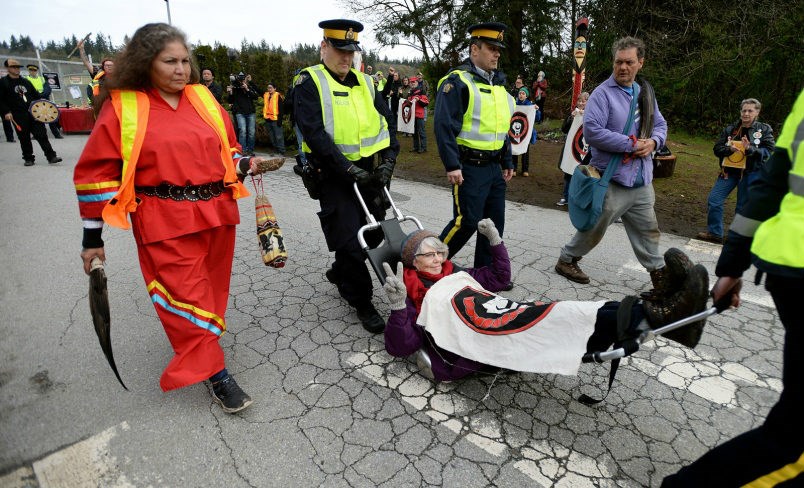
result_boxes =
[0,133,782,487]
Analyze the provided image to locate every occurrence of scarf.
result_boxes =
[403,260,455,314]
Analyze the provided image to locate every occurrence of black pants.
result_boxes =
[662,274,804,487]
[2,118,14,142]
[317,178,384,307]
[13,112,56,162]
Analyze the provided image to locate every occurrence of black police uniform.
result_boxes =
[435,23,513,269]
[293,29,399,321]
[0,74,59,165]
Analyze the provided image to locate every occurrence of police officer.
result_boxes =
[435,22,515,274]
[662,89,804,486]
[25,64,63,138]
[293,19,400,333]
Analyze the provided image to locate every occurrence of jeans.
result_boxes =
[235,112,256,154]
[265,119,285,153]
[413,118,426,151]
[705,171,760,237]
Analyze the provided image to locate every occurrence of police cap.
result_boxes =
[467,22,508,48]
[26,64,39,70]
[319,19,363,52]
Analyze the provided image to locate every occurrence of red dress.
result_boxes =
[74,88,244,391]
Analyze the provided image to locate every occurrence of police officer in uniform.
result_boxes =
[435,23,515,274]
[293,19,400,333]
[662,89,804,486]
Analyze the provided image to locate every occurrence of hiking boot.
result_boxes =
[641,248,694,301]
[695,231,723,244]
[211,374,253,414]
[48,155,62,164]
[555,257,590,284]
[23,159,34,166]
[355,301,385,334]
[644,264,709,348]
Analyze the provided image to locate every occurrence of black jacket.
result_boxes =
[713,120,775,175]
[0,75,42,116]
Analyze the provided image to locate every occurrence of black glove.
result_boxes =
[374,158,396,186]
[347,164,373,187]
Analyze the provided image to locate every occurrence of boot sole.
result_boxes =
[213,394,254,414]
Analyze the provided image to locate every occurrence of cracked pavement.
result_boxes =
[0,135,782,487]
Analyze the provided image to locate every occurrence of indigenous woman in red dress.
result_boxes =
[74,23,274,414]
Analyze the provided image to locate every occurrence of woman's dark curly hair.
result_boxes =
[95,23,199,115]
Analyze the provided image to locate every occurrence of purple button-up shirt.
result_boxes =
[583,74,667,187]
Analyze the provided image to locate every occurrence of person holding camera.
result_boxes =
[695,99,775,244]
[293,19,399,334]
[227,72,260,155]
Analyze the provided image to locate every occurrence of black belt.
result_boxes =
[459,146,502,166]
[135,181,226,202]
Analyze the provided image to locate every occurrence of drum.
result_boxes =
[29,99,60,123]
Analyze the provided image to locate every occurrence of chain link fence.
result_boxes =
[1,55,93,107]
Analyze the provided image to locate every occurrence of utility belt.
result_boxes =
[135,181,226,202]
[459,146,502,166]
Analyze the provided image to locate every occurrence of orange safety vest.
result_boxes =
[90,69,105,97]
[101,85,249,229]
[263,91,282,120]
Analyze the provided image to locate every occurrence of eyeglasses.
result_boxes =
[415,251,447,260]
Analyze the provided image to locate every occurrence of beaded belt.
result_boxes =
[135,181,226,202]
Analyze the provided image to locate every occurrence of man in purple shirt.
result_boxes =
[555,37,671,297]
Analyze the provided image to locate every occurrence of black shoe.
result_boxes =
[54,133,64,139]
[501,281,514,291]
[355,302,385,334]
[48,155,62,164]
[23,159,34,166]
[325,267,339,285]
[211,375,253,413]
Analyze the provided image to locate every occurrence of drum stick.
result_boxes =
[67,33,92,59]
[9,115,21,132]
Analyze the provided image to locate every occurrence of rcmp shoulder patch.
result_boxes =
[294,73,309,86]
[442,82,454,94]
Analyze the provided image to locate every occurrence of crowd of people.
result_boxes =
[51,17,801,487]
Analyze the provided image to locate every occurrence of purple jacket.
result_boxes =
[583,74,667,187]
[384,243,512,381]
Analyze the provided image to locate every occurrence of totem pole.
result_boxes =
[571,18,589,110]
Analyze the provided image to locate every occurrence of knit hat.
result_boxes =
[518,87,530,97]
[401,230,438,267]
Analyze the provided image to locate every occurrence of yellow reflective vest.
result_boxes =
[437,70,514,151]
[751,89,804,271]
[301,65,390,161]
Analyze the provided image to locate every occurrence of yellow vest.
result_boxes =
[102,85,249,230]
[751,89,804,270]
[25,74,44,92]
[437,70,514,151]
[300,65,390,161]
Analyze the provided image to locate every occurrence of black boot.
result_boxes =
[641,248,693,301]
[644,264,709,348]
[355,301,385,334]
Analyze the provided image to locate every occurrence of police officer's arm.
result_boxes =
[294,75,355,176]
[712,146,792,307]
[374,86,399,159]
[434,74,467,173]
